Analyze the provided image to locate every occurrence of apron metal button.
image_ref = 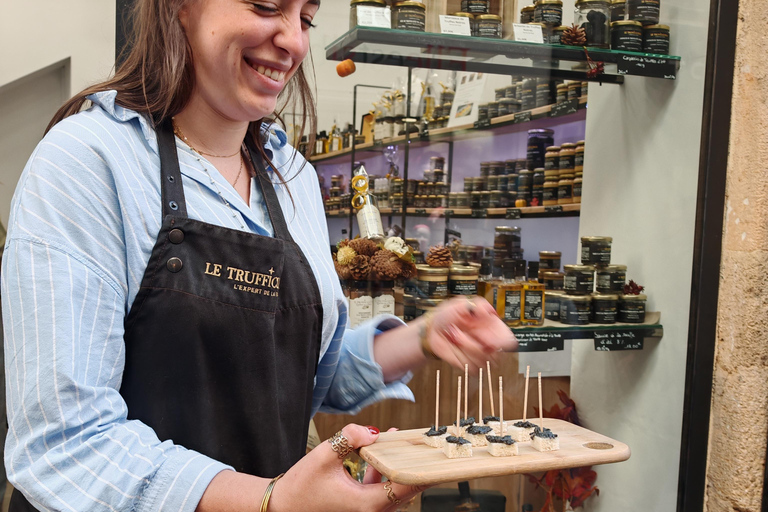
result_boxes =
[167,257,183,273]
[168,229,185,244]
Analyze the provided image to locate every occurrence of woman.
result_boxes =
[2,0,516,510]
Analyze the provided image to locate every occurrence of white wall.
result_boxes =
[571,1,710,511]
[0,1,116,226]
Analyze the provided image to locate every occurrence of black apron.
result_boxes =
[11,120,323,510]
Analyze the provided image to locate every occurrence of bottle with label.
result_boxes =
[352,163,385,240]
[496,259,523,327]
[477,257,500,309]
[315,131,328,155]
[330,119,343,153]
[521,261,546,326]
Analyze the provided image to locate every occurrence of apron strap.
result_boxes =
[245,133,295,243]
[158,118,188,218]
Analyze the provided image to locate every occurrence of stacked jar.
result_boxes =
[558,142,576,205]
[543,145,560,206]
[539,250,564,321]
[574,140,585,203]
[493,226,523,277]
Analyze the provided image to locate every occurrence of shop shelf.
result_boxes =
[326,28,682,84]
[325,204,580,219]
[512,312,662,352]
[309,96,587,165]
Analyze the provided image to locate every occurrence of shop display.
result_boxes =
[559,294,592,324]
[627,0,660,25]
[520,4,535,23]
[564,264,595,294]
[534,0,563,26]
[596,264,627,293]
[574,0,610,48]
[461,0,490,14]
[611,20,644,51]
[539,250,562,270]
[591,292,618,323]
[476,14,503,38]
[609,0,625,22]
[644,24,670,54]
[392,1,426,31]
[449,265,479,296]
[580,235,612,264]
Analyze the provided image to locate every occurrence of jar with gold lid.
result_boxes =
[581,236,612,264]
[573,174,583,203]
[559,143,576,175]
[559,294,592,325]
[540,271,565,290]
[460,0,489,14]
[618,294,647,323]
[476,14,502,38]
[520,4,535,23]
[611,20,643,52]
[545,146,560,171]
[575,141,585,171]
[558,175,573,204]
[596,264,627,293]
[545,290,564,321]
[575,0,610,48]
[392,1,426,31]
[534,0,563,26]
[591,293,618,324]
[539,251,562,270]
[556,84,568,103]
[568,81,582,99]
[610,0,625,22]
[451,11,476,34]
[350,0,389,29]
[417,265,449,298]
[564,264,595,295]
[449,265,479,296]
[348,280,374,327]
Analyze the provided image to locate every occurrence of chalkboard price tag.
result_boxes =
[444,209,455,217]
[415,209,428,215]
[550,99,579,118]
[391,208,401,214]
[474,118,492,129]
[471,208,487,218]
[593,331,644,351]
[514,111,532,124]
[506,208,522,219]
[617,54,677,79]
[419,130,430,141]
[515,331,565,352]
[545,205,563,213]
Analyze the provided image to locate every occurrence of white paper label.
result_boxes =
[356,6,391,28]
[349,295,373,328]
[513,23,544,43]
[373,294,396,316]
[439,15,472,36]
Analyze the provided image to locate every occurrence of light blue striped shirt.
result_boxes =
[2,91,413,511]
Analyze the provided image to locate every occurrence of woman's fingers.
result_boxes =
[318,424,380,469]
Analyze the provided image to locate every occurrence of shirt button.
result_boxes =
[168,229,185,244]
[167,257,183,273]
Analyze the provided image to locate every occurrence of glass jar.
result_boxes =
[558,176,573,204]
[611,20,643,51]
[643,24,670,54]
[610,0,625,22]
[373,281,396,316]
[449,265,479,296]
[574,174,583,203]
[628,0,660,25]
[545,146,561,171]
[348,280,374,327]
[596,264,627,293]
[543,177,559,206]
[461,0,490,14]
[451,11,476,35]
[350,0,389,29]
[498,175,509,193]
[564,264,595,295]
[494,226,522,260]
[478,103,489,121]
[540,271,565,290]
[539,251,562,270]
[480,191,491,208]
[619,293,647,323]
[456,192,470,207]
[556,84,568,103]
[430,156,445,171]
[534,0,563,26]
[392,1,426,31]
[517,169,533,195]
[489,161,505,176]
[417,265,449,298]
[406,179,419,196]
[550,25,568,44]
[581,236,613,265]
[568,81,582,99]
[575,0,610,48]
[487,101,500,118]
[575,141,585,171]
[390,193,403,210]
[476,14,502,38]
[527,129,555,170]
[535,78,551,108]
[521,78,537,111]
[488,175,499,191]
[559,143,576,175]
[470,191,482,208]
[591,293,618,324]
[499,98,521,116]
[545,290,564,321]
[559,294,592,325]
[520,4,535,23]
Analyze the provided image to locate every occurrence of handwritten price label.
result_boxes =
[515,331,564,352]
[593,331,644,351]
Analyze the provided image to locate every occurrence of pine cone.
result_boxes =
[398,260,418,279]
[426,245,453,268]
[337,239,350,249]
[334,260,352,281]
[348,238,378,257]
[370,250,401,280]
[561,24,587,46]
[349,254,371,280]
[337,246,357,266]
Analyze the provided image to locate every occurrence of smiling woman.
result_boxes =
[2,0,516,511]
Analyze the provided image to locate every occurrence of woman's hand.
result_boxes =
[425,296,517,371]
[270,424,427,512]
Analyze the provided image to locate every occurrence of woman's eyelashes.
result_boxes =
[249,2,316,28]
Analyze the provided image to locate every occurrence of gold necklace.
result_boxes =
[172,119,242,158]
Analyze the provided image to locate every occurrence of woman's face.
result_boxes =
[179,0,318,122]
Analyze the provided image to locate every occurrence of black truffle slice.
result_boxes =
[446,435,471,445]
[466,425,493,435]
[486,435,515,445]
[513,420,537,429]
[482,416,500,424]
[453,417,476,427]
[530,426,558,440]
[425,425,448,437]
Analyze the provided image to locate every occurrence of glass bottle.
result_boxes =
[353,163,385,240]
[330,119,343,152]
[477,257,500,309]
[521,261,546,326]
[496,259,523,327]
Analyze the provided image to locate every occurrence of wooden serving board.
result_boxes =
[358,418,630,486]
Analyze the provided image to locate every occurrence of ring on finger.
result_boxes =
[329,430,353,459]
[384,481,402,505]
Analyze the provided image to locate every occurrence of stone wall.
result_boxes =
[705,1,768,510]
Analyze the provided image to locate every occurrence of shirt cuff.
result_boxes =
[136,450,232,512]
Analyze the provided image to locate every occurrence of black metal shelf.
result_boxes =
[326,28,682,83]
[325,204,580,220]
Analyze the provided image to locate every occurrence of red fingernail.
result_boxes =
[367,426,380,435]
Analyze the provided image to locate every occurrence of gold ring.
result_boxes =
[329,430,353,459]
[384,481,401,505]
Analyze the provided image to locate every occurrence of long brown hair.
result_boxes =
[47,0,316,185]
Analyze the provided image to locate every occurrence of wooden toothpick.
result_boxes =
[456,376,462,437]
[435,370,440,429]
[523,365,530,422]
[486,361,495,417]
[499,376,504,435]
[464,364,468,420]
[538,371,543,429]
[479,367,483,422]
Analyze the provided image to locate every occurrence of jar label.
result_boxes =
[349,295,373,328]
[560,155,575,170]
[545,156,559,170]
[449,279,478,296]
[545,299,560,320]
[373,294,395,316]
[560,302,590,325]
[574,181,582,197]
[477,23,502,38]
[534,6,562,24]
[558,183,573,199]
[394,9,426,31]
[575,154,584,167]
[593,307,617,323]
[523,290,544,321]
[619,304,646,322]
[596,274,612,292]
[461,0,490,13]
[503,290,521,322]
[419,280,448,298]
